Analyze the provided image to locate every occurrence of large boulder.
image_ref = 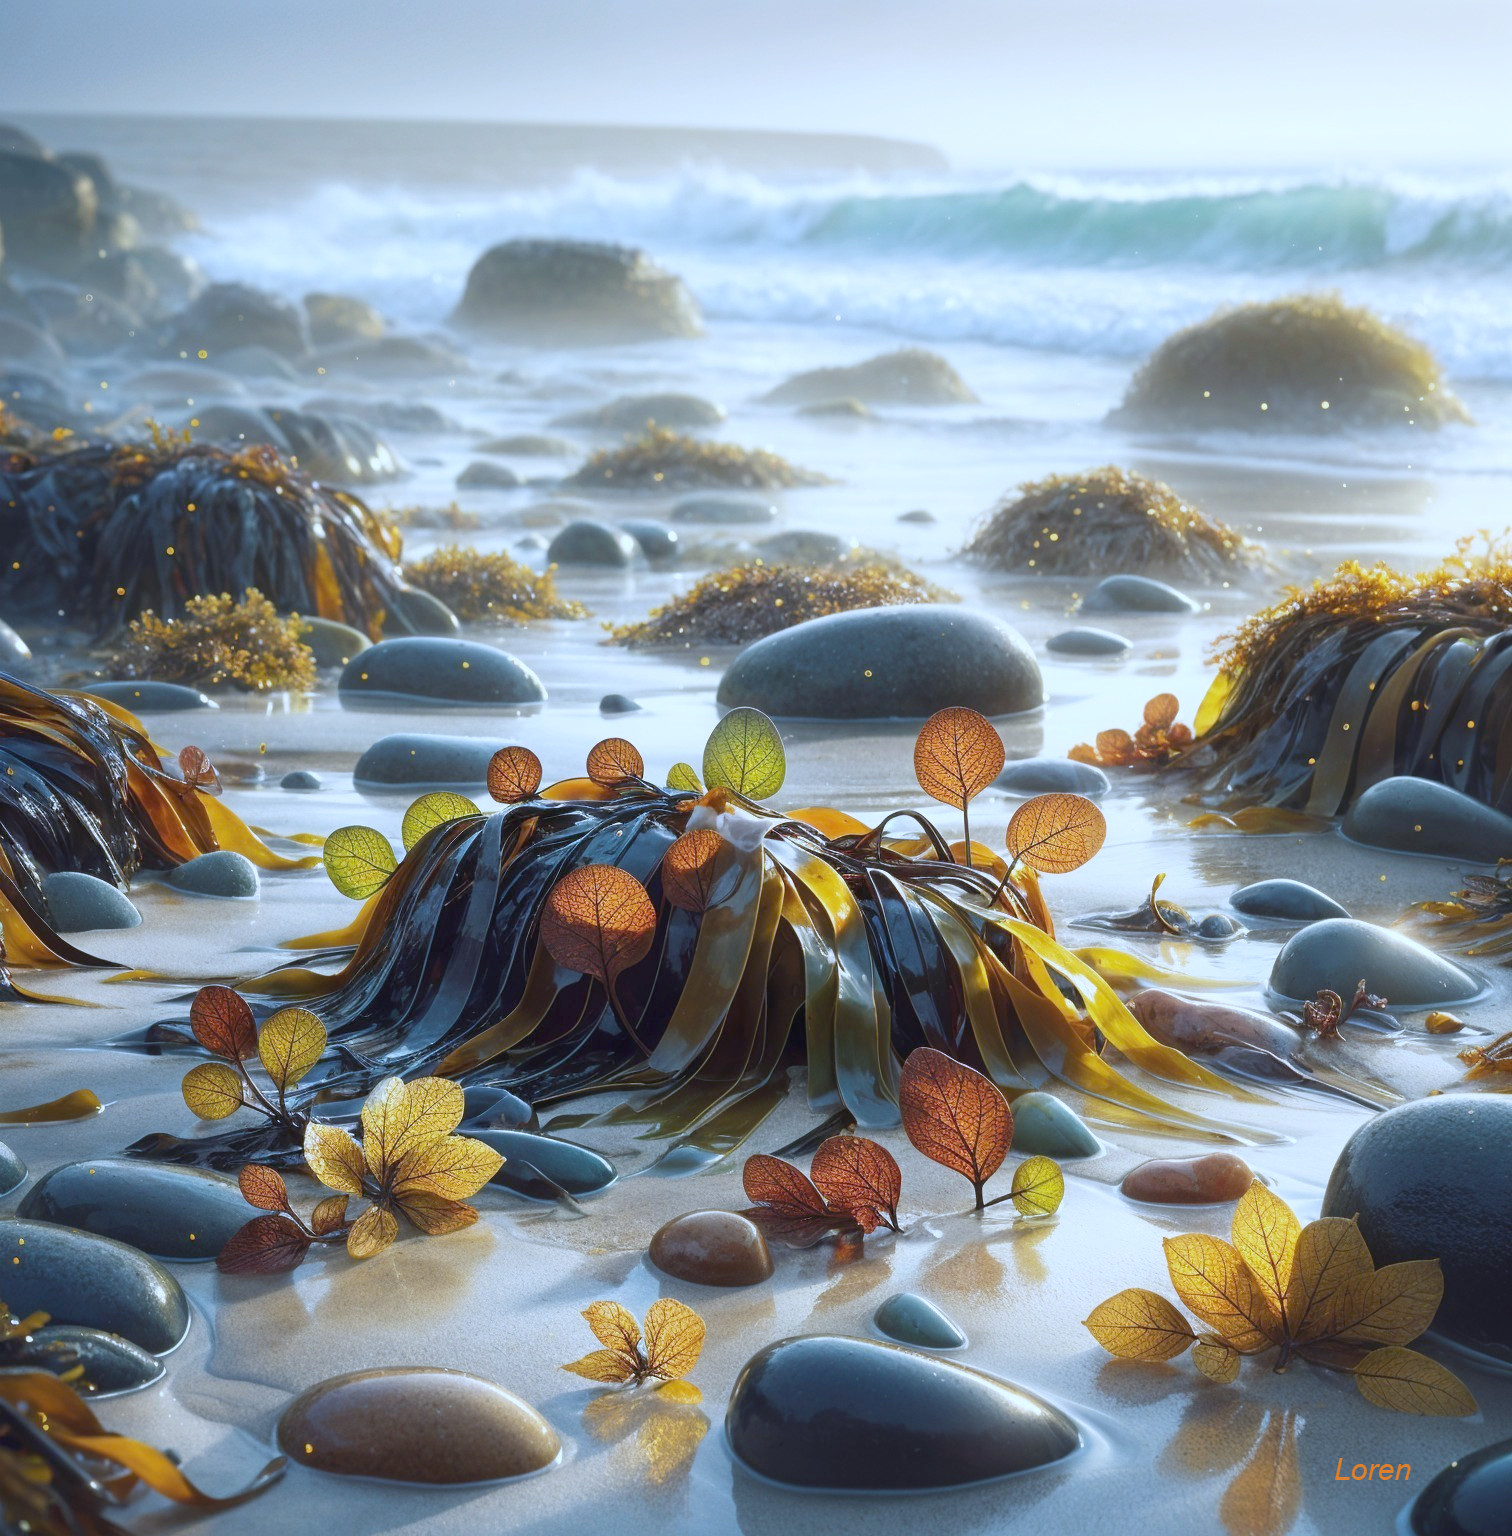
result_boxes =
[185,402,400,484]
[763,348,977,407]
[152,281,310,362]
[0,149,97,267]
[716,604,1042,720]
[453,238,702,344]
[304,291,385,346]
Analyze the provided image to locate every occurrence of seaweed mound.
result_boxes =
[405,546,587,624]
[963,466,1260,580]
[566,425,826,492]
[1180,543,1512,813]
[108,589,318,692]
[0,437,418,640]
[763,348,977,407]
[609,560,953,649]
[1111,294,1469,432]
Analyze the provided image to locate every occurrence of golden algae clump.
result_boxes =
[566,424,827,492]
[1111,293,1470,431]
[109,588,317,692]
[404,545,587,624]
[608,559,954,649]
[963,466,1260,580]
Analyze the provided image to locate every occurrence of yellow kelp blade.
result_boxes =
[1074,947,1243,991]
[282,890,385,950]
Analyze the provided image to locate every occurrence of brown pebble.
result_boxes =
[1121,1153,1255,1205]
[1424,1011,1466,1034]
[649,1210,773,1287]
[276,1368,559,1484]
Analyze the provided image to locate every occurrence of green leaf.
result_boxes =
[323,825,398,899]
[703,708,785,801]
[1010,1155,1065,1217]
[401,792,482,853]
[666,762,703,794]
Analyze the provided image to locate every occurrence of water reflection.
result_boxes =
[582,1381,710,1486]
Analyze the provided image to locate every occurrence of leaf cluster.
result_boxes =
[1071,693,1193,770]
[562,1299,705,1387]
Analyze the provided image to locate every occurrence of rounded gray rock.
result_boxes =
[14,1325,166,1397]
[670,493,777,526]
[1343,777,1512,864]
[383,587,462,638]
[1046,626,1133,657]
[167,850,259,899]
[84,681,216,712]
[621,520,679,564]
[1010,1091,1100,1158]
[1230,878,1349,922]
[340,638,546,707]
[599,693,641,715]
[874,1293,967,1349]
[478,433,575,457]
[353,733,499,788]
[755,530,849,564]
[994,759,1109,798]
[716,604,1042,721]
[281,769,323,791]
[297,616,369,668]
[545,519,639,568]
[42,871,142,932]
[1269,918,1478,1006]
[560,392,725,431]
[456,459,522,490]
[1081,574,1201,614]
[0,1140,23,1198]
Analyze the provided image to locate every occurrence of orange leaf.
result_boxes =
[237,1164,291,1214]
[309,1195,349,1236]
[178,744,222,795]
[1096,728,1135,763]
[216,1214,311,1275]
[809,1135,902,1233]
[1005,793,1107,875]
[540,864,657,988]
[643,1298,705,1382]
[487,744,542,803]
[586,737,646,787]
[913,706,1005,810]
[742,1152,848,1247]
[898,1046,1012,1207]
[660,829,727,914]
[1144,693,1179,731]
[189,984,257,1060]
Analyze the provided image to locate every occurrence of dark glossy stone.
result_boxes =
[42,872,140,933]
[545,519,639,568]
[460,1086,534,1130]
[621,519,679,564]
[353,733,497,788]
[670,494,777,525]
[1343,777,1512,865]
[278,1368,560,1484]
[0,1219,189,1353]
[84,681,215,712]
[599,693,641,714]
[1230,878,1349,922]
[1270,919,1478,1006]
[12,1325,167,1397]
[1122,1153,1255,1205]
[1196,912,1243,939]
[0,616,31,667]
[297,616,369,668]
[726,1335,1078,1489]
[1010,1092,1099,1158]
[1409,1436,1512,1536]
[717,604,1042,721]
[456,459,521,489]
[1081,575,1201,614]
[1324,1097,1512,1358]
[898,509,935,524]
[471,1130,617,1201]
[340,638,546,707]
[18,1159,250,1263]
[1045,626,1132,657]
[0,1140,23,1197]
[994,759,1109,798]
[383,587,461,637]
[281,769,323,791]
[874,1292,967,1349]
[166,850,259,899]
[649,1211,773,1287]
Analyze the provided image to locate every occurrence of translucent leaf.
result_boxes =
[1192,1333,1241,1383]
[303,1122,368,1195]
[487,745,542,803]
[584,1300,643,1361]
[1352,1346,1478,1416]
[309,1195,349,1236]
[322,825,397,900]
[392,1133,505,1201]
[1010,1155,1065,1217]
[1145,693,1180,731]
[189,984,257,1060]
[1084,1288,1197,1360]
[357,1075,466,1178]
[237,1164,290,1213]
[660,829,726,915]
[1324,1260,1444,1347]
[644,1298,705,1382]
[1005,793,1107,875]
[898,1046,1012,1206]
[742,1153,844,1247]
[1287,1218,1374,1342]
[216,1214,310,1275]
[1231,1180,1300,1326]
[257,1006,327,1092]
[346,1203,399,1259]
[401,792,482,853]
[666,762,703,794]
[586,737,646,787]
[1219,1409,1299,1536]
[540,864,657,987]
[178,744,222,795]
[703,707,786,800]
[563,1348,637,1384]
[1163,1234,1283,1353]
[809,1135,902,1233]
[182,1062,244,1120]
[392,1191,479,1236]
[913,706,1005,810]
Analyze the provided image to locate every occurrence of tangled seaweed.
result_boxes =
[0,434,417,640]
[607,560,953,649]
[963,466,1260,580]
[107,588,317,692]
[565,424,826,491]
[1168,543,1512,814]
[129,717,1263,1177]
[0,673,317,951]
[405,545,587,624]
[1110,293,1471,432]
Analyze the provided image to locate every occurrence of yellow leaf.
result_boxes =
[1164,1234,1282,1353]
[1324,1260,1444,1348]
[1287,1217,1373,1342]
[703,707,785,800]
[392,1190,479,1236]
[563,1349,638,1384]
[346,1203,399,1259]
[392,1134,505,1201]
[1351,1346,1478,1416]
[257,1006,326,1092]
[181,1062,244,1120]
[666,762,703,794]
[361,1076,465,1174]
[1193,1333,1241,1384]
[322,824,397,900]
[401,791,481,853]
[1231,1180,1300,1329]
[1010,1155,1065,1217]
[1084,1288,1196,1360]
[643,1298,705,1382]
[584,1300,642,1359]
[303,1122,368,1195]
[1005,793,1107,875]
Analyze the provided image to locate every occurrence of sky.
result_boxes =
[9,0,1510,170]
